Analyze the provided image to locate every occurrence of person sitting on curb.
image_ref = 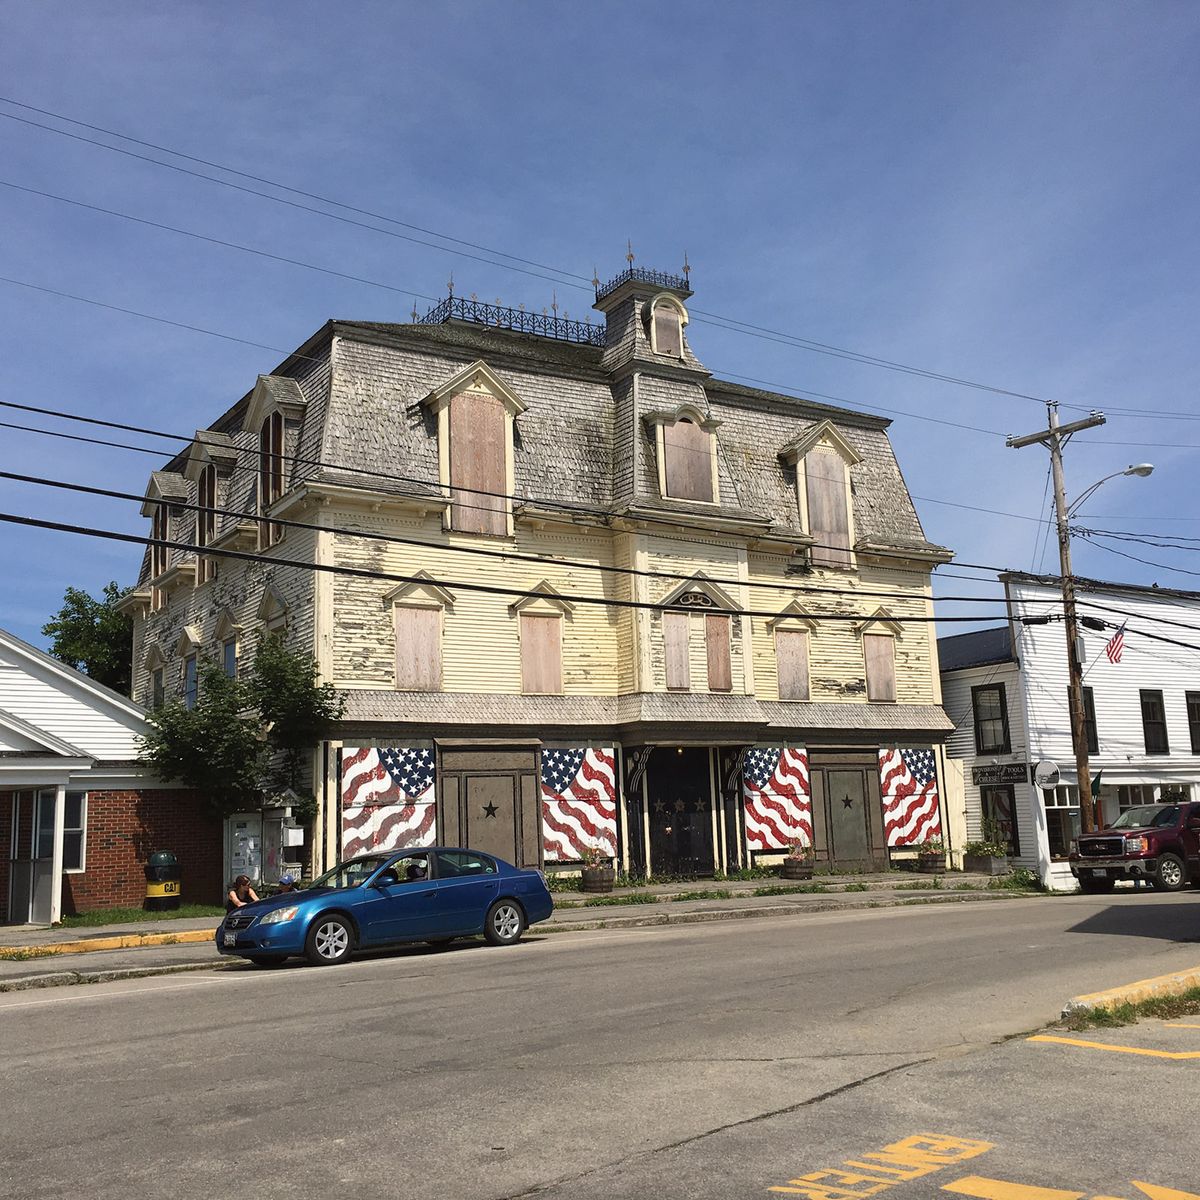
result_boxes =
[226,874,259,912]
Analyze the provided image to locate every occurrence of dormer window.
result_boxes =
[258,410,285,547]
[778,421,864,571]
[648,293,687,358]
[196,463,217,584]
[150,502,169,611]
[244,375,306,551]
[648,406,720,505]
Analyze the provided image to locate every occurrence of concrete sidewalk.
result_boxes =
[0,870,1031,991]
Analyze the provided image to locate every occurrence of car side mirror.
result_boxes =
[374,870,400,888]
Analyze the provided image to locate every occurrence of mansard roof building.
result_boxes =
[124,266,954,880]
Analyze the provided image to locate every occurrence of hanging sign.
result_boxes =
[972,763,1029,786]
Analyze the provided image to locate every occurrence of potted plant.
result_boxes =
[963,821,1010,876]
[780,841,815,880]
[917,837,945,873]
[579,845,615,894]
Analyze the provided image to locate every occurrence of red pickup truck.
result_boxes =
[1069,802,1200,893]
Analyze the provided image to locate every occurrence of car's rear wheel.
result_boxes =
[305,915,354,965]
[1153,854,1187,892]
[483,900,525,947]
[1078,878,1115,894]
[247,955,286,967]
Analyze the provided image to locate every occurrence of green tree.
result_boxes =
[42,582,133,695]
[138,660,268,818]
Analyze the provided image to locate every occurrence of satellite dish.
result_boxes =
[1034,760,1060,789]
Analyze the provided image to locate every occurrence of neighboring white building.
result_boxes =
[940,572,1200,891]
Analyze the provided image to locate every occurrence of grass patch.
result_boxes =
[580,892,660,907]
[1062,986,1200,1031]
[841,882,870,893]
[0,946,60,961]
[752,882,829,896]
[713,867,776,882]
[953,882,983,891]
[895,879,942,891]
[673,888,734,901]
[58,904,226,927]
[987,868,1043,892]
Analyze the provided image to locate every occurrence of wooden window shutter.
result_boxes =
[863,633,896,702]
[394,607,442,691]
[449,392,508,536]
[664,611,691,691]
[805,448,851,568]
[775,629,810,701]
[705,614,732,692]
[520,613,562,694]
[653,305,682,357]
[663,419,714,503]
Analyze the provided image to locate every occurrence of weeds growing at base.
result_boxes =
[1061,986,1200,1031]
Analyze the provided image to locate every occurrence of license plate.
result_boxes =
[223,932,237,946]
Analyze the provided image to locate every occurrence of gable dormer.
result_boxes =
[245,375,306,549]
[644,403,721,504]
[140,470,189,610]
[184,432,237,585]
[422,360,526,538]
[778,420,864,570]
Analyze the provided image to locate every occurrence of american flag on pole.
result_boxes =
[1105,622,1126,664]
[743,747,812,850]
[878,748,941,846]
[340,746,437,856]
[541,748,618,862]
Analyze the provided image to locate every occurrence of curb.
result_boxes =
[0,958,227,993]
[1061,965,1200,1016]
[0,928,214,959]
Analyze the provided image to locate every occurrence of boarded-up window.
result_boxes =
[664,611,691,691]
[450,391,507,536]
[521,613,562,694]
[805,448,851,568]
[663,419,714,503]
[653,303,682,357]
[395,607,442,691]
[864,633,896,702]
[706,614,732,692]
[775,629,810,701]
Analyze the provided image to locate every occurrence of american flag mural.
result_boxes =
[541,748,618,862]
[340,746,437,857]
[878,748,942,846]
[743,747,813,850]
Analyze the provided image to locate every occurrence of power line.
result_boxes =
[0,509,1012,624]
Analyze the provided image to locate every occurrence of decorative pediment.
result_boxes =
[642,402,720,433]
[855,607,903,637]
[507,580,575,617]
[422,360,528,417]
[214,609,243,641]
[144,643,167,671]
[244,374,306,432]
[382,571,456,610]
[659,572,740,613]
[174,626,203,657]
[139,470,189,517]
[184,430,239,482]
[766,600,819,632]
[778,420,864,468]
[257,585,289,626]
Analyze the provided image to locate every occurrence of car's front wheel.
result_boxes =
[483,900,525,947]
[1153,854,1187,892]
[305,915,354,965]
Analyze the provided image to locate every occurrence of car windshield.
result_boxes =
[308,856,391,889]
[1110,805,1178,829]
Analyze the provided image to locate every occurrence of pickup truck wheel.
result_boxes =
[1078,878,1115,894]
[1152,853,1186,892]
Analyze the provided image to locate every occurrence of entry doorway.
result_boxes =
[810,757,887,871]
[646,748,715,876]
[6,790,54,925]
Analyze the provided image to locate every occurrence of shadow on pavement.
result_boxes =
[1067,900,1200,942]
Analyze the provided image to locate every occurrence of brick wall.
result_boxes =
[61,789,223,914]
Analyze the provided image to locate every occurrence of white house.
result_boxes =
[939,572,1200,890]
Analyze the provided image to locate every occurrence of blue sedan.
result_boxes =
[216,847,554,967]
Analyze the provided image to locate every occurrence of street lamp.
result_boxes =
[1008,406,1154,833]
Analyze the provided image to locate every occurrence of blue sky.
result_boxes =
[1,1,1198,647]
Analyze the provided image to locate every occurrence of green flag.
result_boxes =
[1090,770,1103,799]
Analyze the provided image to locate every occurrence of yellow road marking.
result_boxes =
[1028,1035,1200,1060]
[942,1176,1081,1200]
[1164,1023,1200,1030]
[1133,1184,1200,1200]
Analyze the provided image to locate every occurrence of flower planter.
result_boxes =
[580,865,615,894]
[917,854,944,874]
[780,860,814,880]
[963,853,1010,877]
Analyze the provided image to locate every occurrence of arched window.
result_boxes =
[258,410,285,547]
[649,295,687,357]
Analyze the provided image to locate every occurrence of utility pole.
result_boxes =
[1007,403,1106,833]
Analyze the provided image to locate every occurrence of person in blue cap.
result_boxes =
[277,873,297,894]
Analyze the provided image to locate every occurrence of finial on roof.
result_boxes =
[551,290,558,318]
[495,298,501,307]
[447,272,454,298]
[626,239,635,266]
[592,265,600,290]
[410,299,419,322]
[470,292,478,302]
[682,251,691,283]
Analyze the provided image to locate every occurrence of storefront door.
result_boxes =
[810,755,887,871]
[647,748,714,876]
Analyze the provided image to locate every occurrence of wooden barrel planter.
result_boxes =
[781,859,814,881]
[917,853,943,874]
[580,865,615,893]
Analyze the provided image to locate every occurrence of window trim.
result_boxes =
[151,667,165,710]
[519,610,564,695]
[222,636,238,679]
[774,626,811,702]
[863,631,898,703]
[183,653,199,710]
[651,407,721,506]
[648,293,687,358]
[257,410,286,548]
[195,463,217,585]
[34,790,87,873]
[1187,691,1200,755]
[392,602,444,693]
[971,683,1012,755]
[1140,688,1170,755]
[1081,685,1099,756]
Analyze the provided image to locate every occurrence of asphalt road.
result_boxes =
[2,893,1199,1200]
